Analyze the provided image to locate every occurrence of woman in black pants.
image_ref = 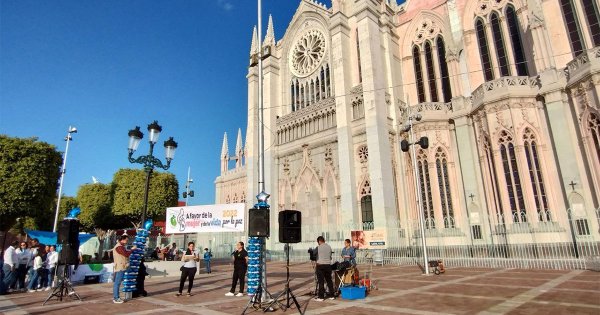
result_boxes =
[177,242,199,296]
[225,241,248,297]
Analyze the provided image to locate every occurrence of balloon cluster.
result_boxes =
[246,237,262,296]
[123,219,152,293]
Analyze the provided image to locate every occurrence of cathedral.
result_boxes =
[214,0,600,255]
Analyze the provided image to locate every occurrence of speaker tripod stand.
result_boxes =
[43,265,81,305]
[265,244,303,314]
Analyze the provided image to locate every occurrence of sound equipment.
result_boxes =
[248,208,270,237]
[57,220,80,245]
[58,242,80,265]
[278,210,301,243]
[57,219,81,265]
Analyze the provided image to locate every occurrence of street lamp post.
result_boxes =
[53,126,78,233]
[183,167,194,206]
[401,112,430,275]
[127,121,178,226]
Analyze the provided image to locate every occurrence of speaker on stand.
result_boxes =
[44,219,82,305]
[264,210,304,314]
[248,208,270,237]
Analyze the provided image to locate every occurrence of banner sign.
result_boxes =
[165,203,245,234]
[351,229,387,249]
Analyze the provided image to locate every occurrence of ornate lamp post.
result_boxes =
[401,112,431,275]
[53,126,78,232]
[127,121,178,225]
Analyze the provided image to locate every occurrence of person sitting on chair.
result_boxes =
[341,239,356,267]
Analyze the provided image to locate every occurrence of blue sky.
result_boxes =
[1,0,331,206]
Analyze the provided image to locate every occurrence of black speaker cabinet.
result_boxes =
[57,219,80,244]
[248,208,270,237]
[59,242,80,265]
[279,210,301,243]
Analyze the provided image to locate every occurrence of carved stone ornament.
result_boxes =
[289,28,327,78]
[414,18,441,45]
[476,0,511,17]
[324,145,333,165]
[357,145,369,164]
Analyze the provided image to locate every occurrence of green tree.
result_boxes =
[77,183,112,232]
[36,196,79,231]
[112,169,179,226]
[0,135,62,231]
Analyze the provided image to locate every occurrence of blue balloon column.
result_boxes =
[247,237,262,296]
[123,219,153,296]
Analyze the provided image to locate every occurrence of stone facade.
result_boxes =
[215,0,600,249]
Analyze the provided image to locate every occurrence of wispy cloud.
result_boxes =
[217,0,234,11]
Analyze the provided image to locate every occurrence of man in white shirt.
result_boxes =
[46,245,58,289]
[16,242,32,291]
[2,241,20,290]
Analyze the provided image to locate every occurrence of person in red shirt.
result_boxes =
[112,235,134,303]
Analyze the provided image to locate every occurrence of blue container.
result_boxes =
[340,286,366,300]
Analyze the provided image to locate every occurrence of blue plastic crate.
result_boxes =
[340,286,366,300]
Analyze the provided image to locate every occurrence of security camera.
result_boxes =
[69,126,78,133]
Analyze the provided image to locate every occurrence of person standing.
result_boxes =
[16,242,31,291]
[314,236,335,301]
[112,235,134,304]
[203,248,212,274]
[176,242,199,296]
[46,245,58,289]
[169,243,179,261]
[225,242,247,297]
[2,241,19,291]
[27,251,43,292]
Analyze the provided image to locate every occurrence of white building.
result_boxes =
[214,0,600,265]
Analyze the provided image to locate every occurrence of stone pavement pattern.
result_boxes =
[0,261,598,314]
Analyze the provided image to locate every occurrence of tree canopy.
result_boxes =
[77,183,112,232]
[0,135,62,231]
[112,169,179,225]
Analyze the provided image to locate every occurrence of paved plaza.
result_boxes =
[1,261,599,315]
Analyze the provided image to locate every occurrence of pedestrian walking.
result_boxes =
[203,248,212,274]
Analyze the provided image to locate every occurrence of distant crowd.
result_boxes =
[1,238,66,294]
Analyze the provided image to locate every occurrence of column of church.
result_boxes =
[330,10,359,225]
[355,0,398,227]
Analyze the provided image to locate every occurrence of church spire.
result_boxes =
[235,128,243,168]
[221,132,229,174]
[263,15,275,48]
[235,128,243,155]
[250,25,258,55]
[221,132,229,158]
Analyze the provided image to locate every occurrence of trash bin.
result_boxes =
[373,249,383,266]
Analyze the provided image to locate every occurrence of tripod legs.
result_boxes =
[43,265,81,306]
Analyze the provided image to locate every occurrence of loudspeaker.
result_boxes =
[248,208,270,237]
[57,219,80,244]
[59,242,80,265]
[279,210,301,243]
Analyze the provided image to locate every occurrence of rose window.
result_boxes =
[290,29,326,77]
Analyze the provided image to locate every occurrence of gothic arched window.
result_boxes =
[476,18,494,81]
[483,136,504,222]
[560,0,586,56]
[436,37,452,102]
[424,41,439,102]
[361,195,373,230]
[413,45,426,103]
[506,5,528,76]
[523,129,549,221]
[490,12,510,77]
[499,131,527,222]
[417,150,435,229]
[583,0,600,46]
[435,148,454,228]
